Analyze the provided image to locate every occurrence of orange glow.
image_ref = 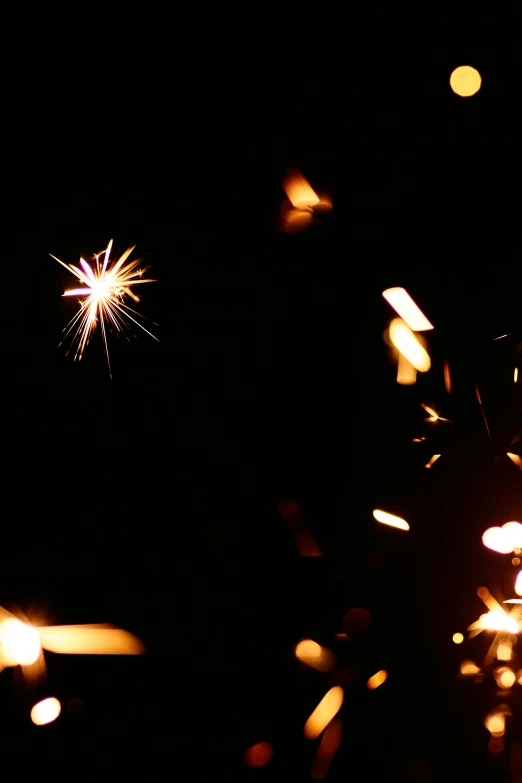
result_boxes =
[495,667,516,689]
[397,352,417,385]
[443,361,452,393]
[373,509,409,531]
[37,624,145,655]
[295,640,336,672]
[0,618,41,666]
[503,522,522,549]
[482,527,516,554]
[292,529,323,557]
[31,697,61,726]
[488,736,504,755]
[513,557,521,566]
[367,670,387,690]
[311,717,343,779]
[244,742,274,768]
[304,686,344,740]
[515,572,522,597]
[507,453,522,470]
[460,660,481,675]
[281,204,314,234]
[389,318,431,372]
[283,170,320,210]
[450,65,482,97]
[313,194,333,214]
[497,643,512,661]
[382,288,434,331]
[485,707,510,737]
[277,500,301,525]
[425,454,441,469]
[469,611,519,635]
[452,633,464,644]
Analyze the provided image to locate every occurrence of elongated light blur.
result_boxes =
[382,288,433,331]
[389,318,431,372]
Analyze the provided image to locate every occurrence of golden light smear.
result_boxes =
[389,318,431,372]
[497,643,512,661]
[0,618,41,666]
[372,509,409,531]
[37,624,145,655]
[382,288,434,331]
[507,453,522,470]
[482,527,515,554]
[515,367,519,383]
[452,633,464,644]
[397,352,417,385]
[244,742,274,768]
[469,611,519,635]
[31,697,61,726]
[485,709,508,737]
[282,170,320,210]
[281,205,314,234]
[292,529,323,557]
[304,686,344,740]
[450,65,482,97]
[443,361,452,393]
[460,660,481,675]
[425,454,441,469]
[367,670,388,690]
[311,717,343,779]
[295,640,336,672]
[313,194,333,214]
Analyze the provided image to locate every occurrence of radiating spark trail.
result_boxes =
[474,383,491,441]
[51,239,158,378]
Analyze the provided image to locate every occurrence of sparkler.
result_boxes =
[51,239,158,378]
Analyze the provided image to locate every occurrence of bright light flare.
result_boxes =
[450,65,482,97]
[37,624,145,655]
[31,697,61,726]
[382,288,434,331]
[0,618,41,666]
[295,640,336,672]
[485,711,506,737]
[469,611,519,635]
[483,523,522,554]
[389,318,431,372]
[52,239,158,378]
[507,453,522,470]
[497,643,512,661]
[283,170,320,210]
[367,670,387,690]
[304,686,344,740]
[373,509,409,531]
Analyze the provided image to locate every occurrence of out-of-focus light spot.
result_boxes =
[507,453,522,470]
[515,367,519,383]
[514,557,521,566]
[452,633,464,644]
[460,660,481,675]
[515,548,522,555]
[443,360,452,393]
[0,618,41,666]
[37,625,145,655]
[292,529,323,557]
[304,686,344,740]
[412,437,426,443]
[382,288,434,331]
[367,670,387,690]
[313,195,333,214]
[473,611,519,635]
[295,640,336,672]
[495,667,516,689]
[277,499,301,525]
[244,742,274,768]
[373,509,409,531]
[389,318,431,372]
[335,633,349,641]
[421,403,439,421]
[482,527,516,554]
[397,352,417,385]
[343,608,372,636]
[515,572,522,596]
[311,717,343,779]
[281,205,314,234]
[488,736,505,755]
[497,643,512,661]
[485,712,506,737]
[503,522,522,550]
[31,697,61,726]
[425,454,441,469]
[283,170,320,210]
[450,65,482,97]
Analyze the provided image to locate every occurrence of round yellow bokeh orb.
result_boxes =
[450,65,482,97]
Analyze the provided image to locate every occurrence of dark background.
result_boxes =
[2,7,522,781]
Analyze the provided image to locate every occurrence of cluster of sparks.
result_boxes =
[52,239,158,378]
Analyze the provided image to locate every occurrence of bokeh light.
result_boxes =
[449,65,482,97]
[452,633,464,644]
[31,697,61,726]
[244,742,274,768]
[367,670,388,690]
[0,618,41,666]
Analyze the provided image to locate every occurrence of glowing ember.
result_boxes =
[31,697,62,726]
[373,509,409,531]
[382,288,434,331]
[389,318,431,372]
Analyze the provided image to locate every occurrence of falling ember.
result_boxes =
[397,352,417,385]
[282,170,320,210]
[367,670,388,690]
[304,686,344,740]
[425,454,441,469]
[295,640,336,672]
[244,742,274,768]
[31,697,61,726]
[373,509,409,531]
[389,318,431,372]
[452,633,464,644]
[443,361,452,393]
[51,239,158,378]
[382,288,434,331]
[507,453,522,470]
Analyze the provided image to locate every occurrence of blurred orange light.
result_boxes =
[304,686,344,740]
[450,65,482,97]
[397,352,417,385]
[0,618,41,666]
[311,717,343,779]
[31,697,61,726]
[313,195,333,214]
[497,643,512,661]
[37,624,145,655]
[281,205,314,234]
[443,361,452,393]
[244,742,274,768]
[382,288,434,331]
[485,712,506,737]
[507,453,522,470]
[460,660,481,675]
[389,318,431,372]
[373,509,409,531]
[515,572,522,596]
[367,670,387,690]
[482,527,514,554]
[283,170,320,210]
[452,633,464,644]
[495,667,516,688]
[425,454,441,469]
[292,529,323,557]
[295,640,336,672]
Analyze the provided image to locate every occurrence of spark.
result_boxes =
[51,239,158,378]
[474,383,492,441]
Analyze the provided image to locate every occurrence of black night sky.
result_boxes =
[2,8,522,782]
